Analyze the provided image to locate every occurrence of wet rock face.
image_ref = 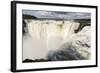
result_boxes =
[47,26,91,61]
[23,20,28,35]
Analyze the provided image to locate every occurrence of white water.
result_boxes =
[23,20,80,60]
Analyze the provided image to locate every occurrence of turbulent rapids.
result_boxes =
[22,19,91,62]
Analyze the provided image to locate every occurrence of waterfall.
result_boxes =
[23,20,80,60]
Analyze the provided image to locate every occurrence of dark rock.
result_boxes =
[23,58,51,63]
[23,14,37,19]
[23,59,34,63]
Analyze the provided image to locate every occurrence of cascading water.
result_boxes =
[23,20,81,61]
